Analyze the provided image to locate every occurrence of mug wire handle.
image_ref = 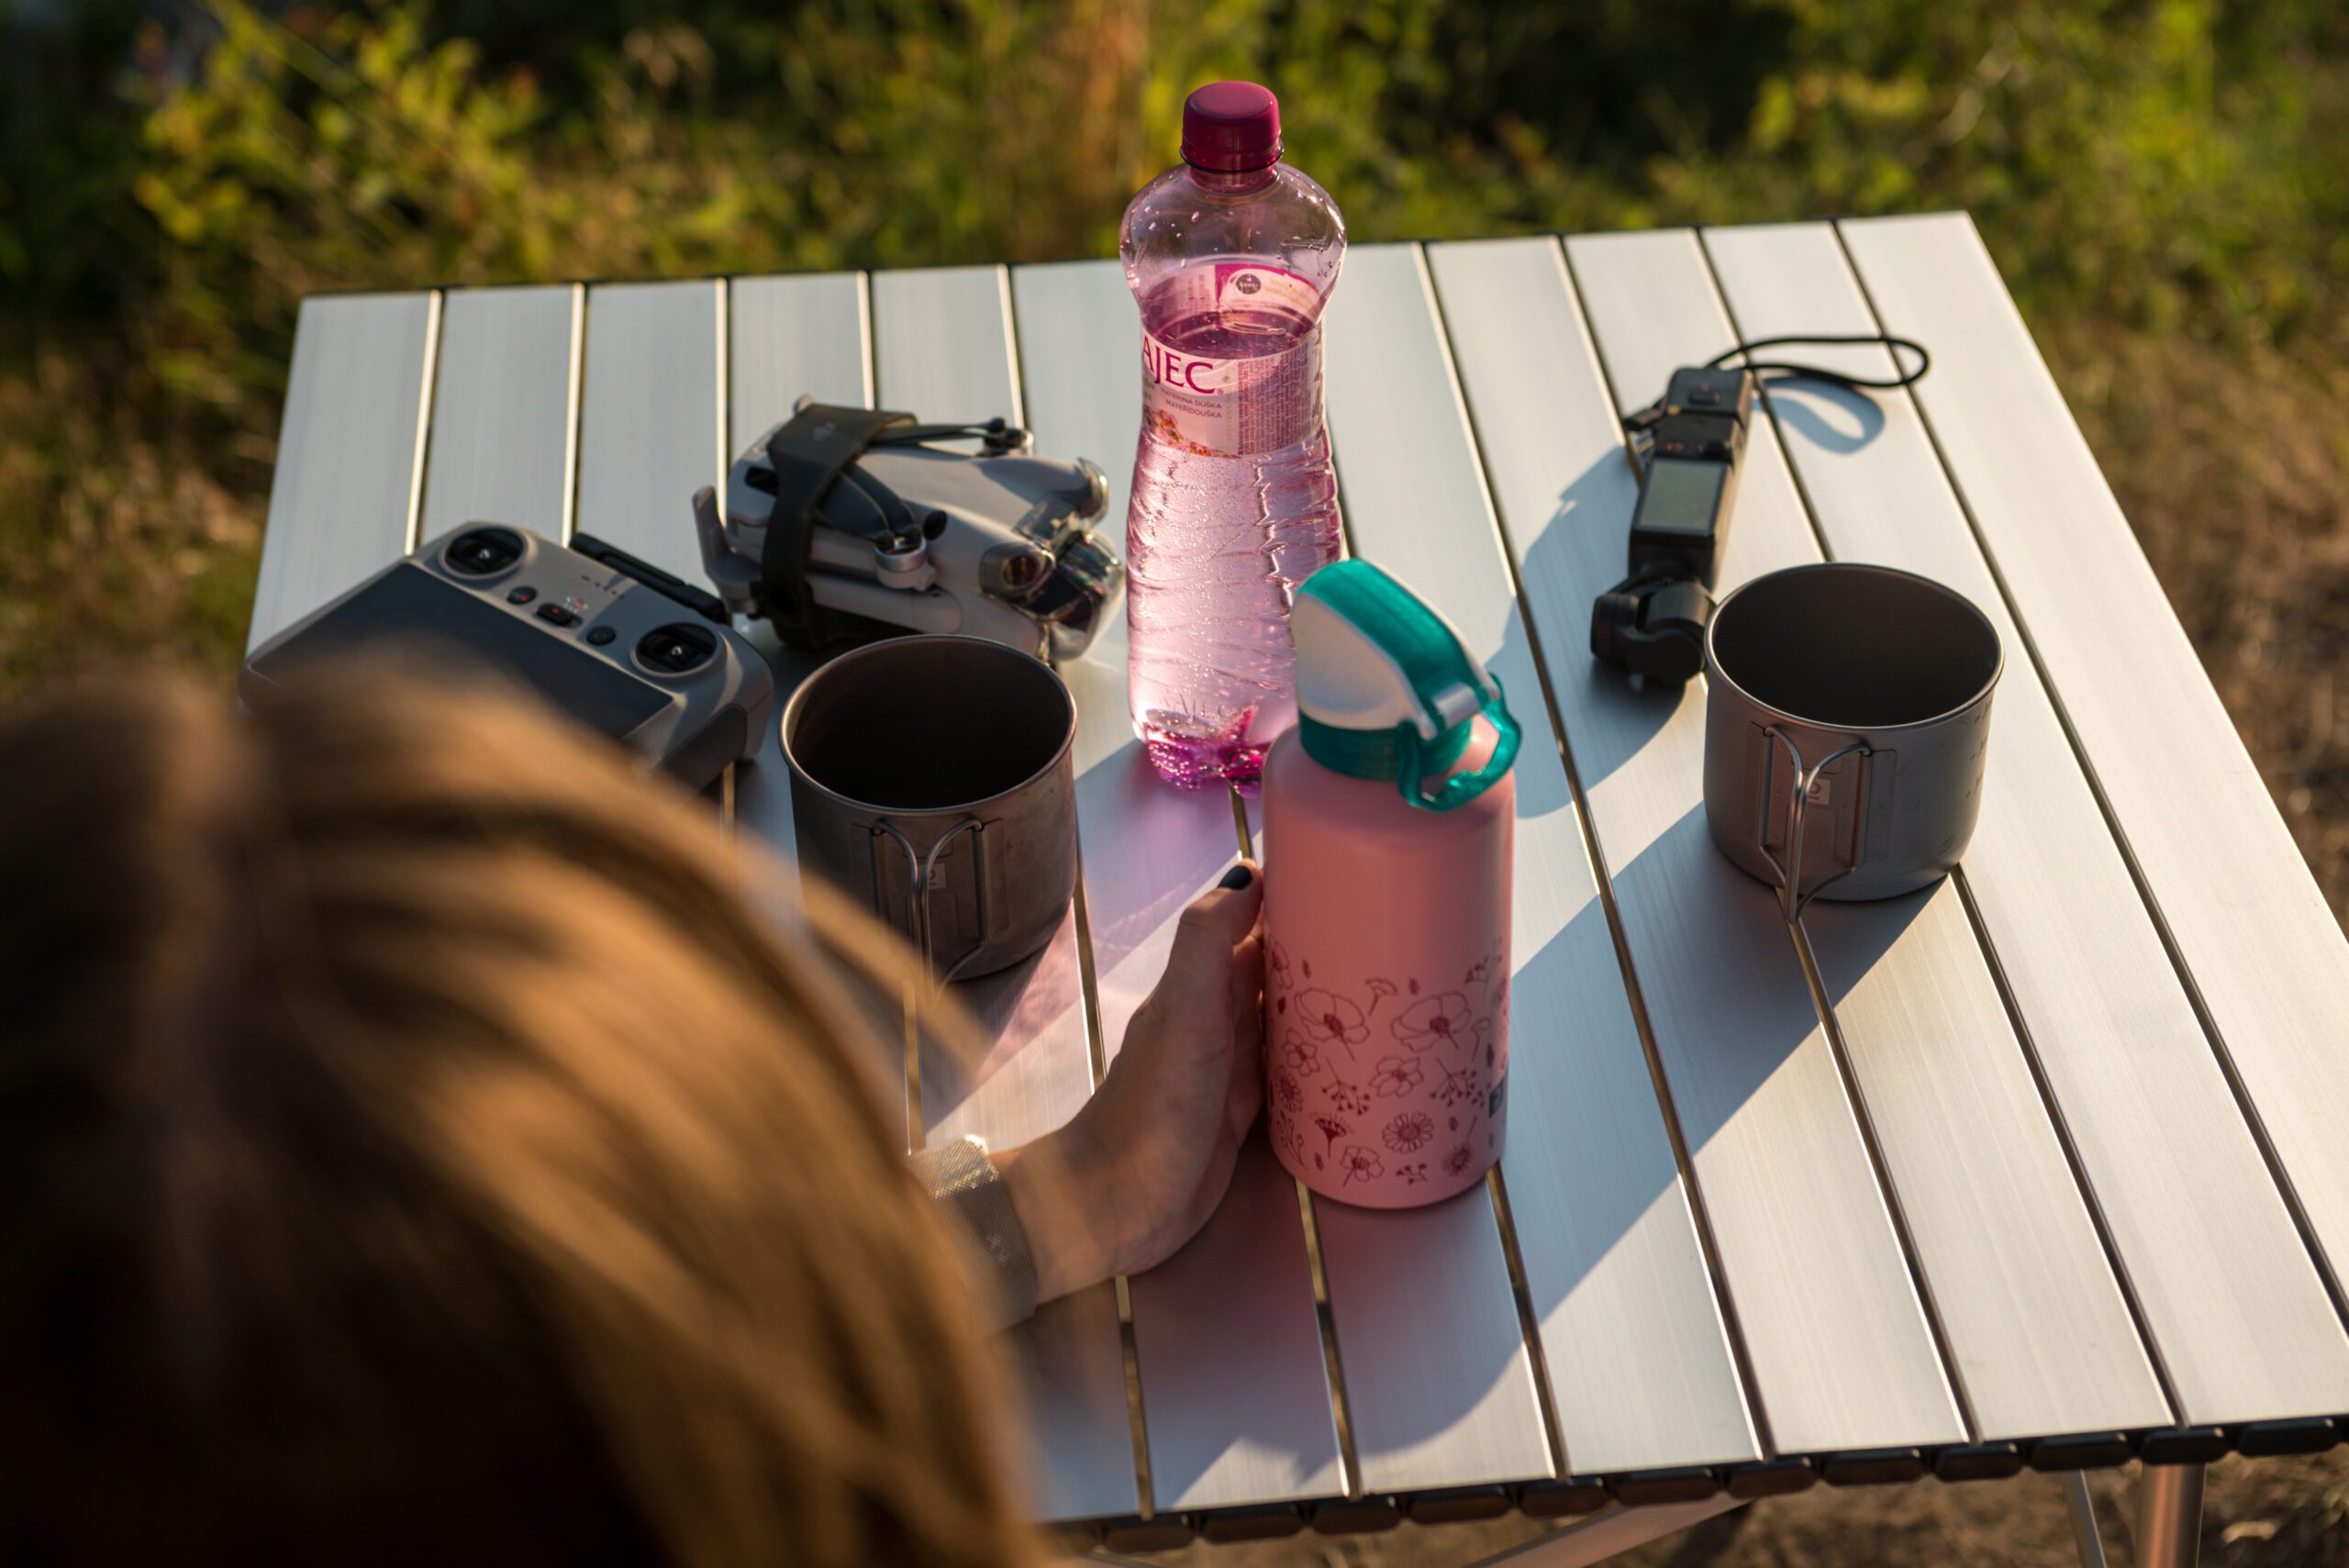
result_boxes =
[1754,726,1873,921]
[869,818,995,990]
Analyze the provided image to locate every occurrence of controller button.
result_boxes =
[507,586,538,605]
[535,603,579,628]
[585,626,617,646]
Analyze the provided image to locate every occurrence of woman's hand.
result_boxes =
[998,863,1264,1302]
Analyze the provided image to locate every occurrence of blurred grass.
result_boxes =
[2,0,2345,906]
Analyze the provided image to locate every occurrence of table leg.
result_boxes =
[2065,1472,2109,1568]
[1451,1494,1750,1568]
[2134,1462,2205,1568]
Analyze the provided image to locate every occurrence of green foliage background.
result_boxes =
[4,0,2347,895]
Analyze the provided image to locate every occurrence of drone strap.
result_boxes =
[761,403,918,647]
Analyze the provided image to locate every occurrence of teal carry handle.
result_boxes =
[1394,679,1522,813]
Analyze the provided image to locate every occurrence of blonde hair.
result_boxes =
[0,668,1039,1568]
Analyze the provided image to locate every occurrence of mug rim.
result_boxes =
[1704,562,2004,735]
[779,634,1078,817]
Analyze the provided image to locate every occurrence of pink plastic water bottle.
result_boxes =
[1120,80,1345,792]
[1263,562,1522,1207]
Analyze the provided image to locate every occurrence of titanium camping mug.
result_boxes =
[781,635,1078,982]
[1703,562,2003,917]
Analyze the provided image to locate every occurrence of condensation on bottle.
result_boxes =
[1120,80,1345,792]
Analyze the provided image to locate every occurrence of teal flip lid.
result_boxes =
[1292,560,1521,812]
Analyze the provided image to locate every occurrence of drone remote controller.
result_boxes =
[243,525,774,792]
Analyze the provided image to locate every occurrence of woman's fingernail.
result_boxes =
[1219,862,1255,891]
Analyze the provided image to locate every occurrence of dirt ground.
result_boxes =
[1127,1452,2349,1566]
[2053,325,2349,917]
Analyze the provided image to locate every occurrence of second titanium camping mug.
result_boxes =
[1703,563,2003,915]
[781,635,1078,981]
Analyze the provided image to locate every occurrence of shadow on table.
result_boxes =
[1074,738,1242,1003]
[1296,813,1819,1470]
[1130,1131,1353,1506]
[1497,802,1930,1464]
[917,905,1090,1147]
[1483,449,1685,804]
[1607,804,1823,1154]
[926,728,1241,1142]
[1481,383,1892,813]
[1320,837,1785,1468]
[1755,377,1887,457]
[1560,797,1930,1182]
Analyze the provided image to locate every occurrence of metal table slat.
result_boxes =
[1308,242,1580,1493]
[864,267,1094,1153]
[871,265,1025,433]
[1557,228,2172,1443]
[724,272,872,879]
[729,272,872,454]
[576,280,725,584]
[1702,220,2349,1425]
[420,285,581,542]
[1840,212,2349,1414]
[865,264,1141,1524]
[1009,258,1346,1511]
[247,292,439,647]
[1409,240,1767,1479]
[1555,231,1971,1456]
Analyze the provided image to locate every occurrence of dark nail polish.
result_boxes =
[1219,862,1255,891]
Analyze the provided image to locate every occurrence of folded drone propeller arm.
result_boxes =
[758,403,920,649]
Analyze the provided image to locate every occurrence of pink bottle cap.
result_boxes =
[1182,81,1282,172]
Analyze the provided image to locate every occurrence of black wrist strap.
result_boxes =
[760,403,918,648]
[1705,332,1931,388]
[1622,333,1932,439]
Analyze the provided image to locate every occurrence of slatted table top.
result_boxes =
[249,214,2349,1544]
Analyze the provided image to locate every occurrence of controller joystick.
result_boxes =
[637,623,718,677]
[447,527,525,576]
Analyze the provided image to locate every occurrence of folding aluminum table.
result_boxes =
[248,215,2349,1568]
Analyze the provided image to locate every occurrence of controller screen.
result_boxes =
[251,567,670,738]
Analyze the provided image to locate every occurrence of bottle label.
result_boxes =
[1140,263,1324,458]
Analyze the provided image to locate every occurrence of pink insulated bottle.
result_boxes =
[1263,562,1522,1207]
[1120,81,1345,792]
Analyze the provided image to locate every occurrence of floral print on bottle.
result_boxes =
[1265,934,1509,1207]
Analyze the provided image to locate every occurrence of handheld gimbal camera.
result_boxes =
[1588,336,1932,684]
